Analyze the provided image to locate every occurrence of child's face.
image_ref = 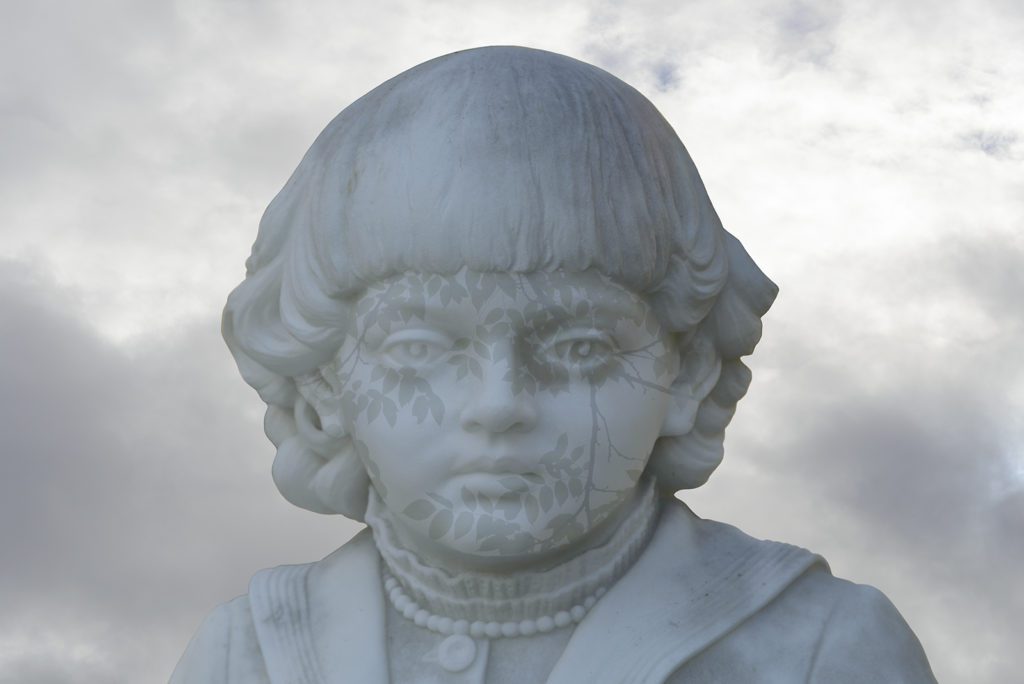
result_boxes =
[322,268,680,565]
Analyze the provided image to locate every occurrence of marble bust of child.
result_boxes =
[171,46,936,683]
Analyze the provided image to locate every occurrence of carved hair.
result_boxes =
[223,47,777,519]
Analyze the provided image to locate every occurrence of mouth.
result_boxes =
[452,471,543,496]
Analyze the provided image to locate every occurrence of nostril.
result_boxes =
[461,398,537,434]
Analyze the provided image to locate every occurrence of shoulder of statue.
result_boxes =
[170,594,268,683]
[171,529,382,684]
[244,527,389,684]
[651,504,937,683]
[655,497,829,581]
[802,575,937,682]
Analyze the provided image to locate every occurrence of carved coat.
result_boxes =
[170,500,936,683]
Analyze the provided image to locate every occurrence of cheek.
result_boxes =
[339,356,441,433]
[349,416,440,500]
[606,375,670,429]
[589,382,670,483]
[340,363,462,498]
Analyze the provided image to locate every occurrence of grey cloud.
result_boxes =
[0,262,359,681]
[886,230,1024,352]
[0,659,114,684]
[752,368,1022,681]
[775,377,1018,564]
[651,60,681,92]
[776,1,835,37]
[960,130,1019,159]
[0,1,182,179]
[579,0,842,92]
[769,1,840,67]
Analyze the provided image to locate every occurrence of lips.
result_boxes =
[451,450,539,474]
[451,471,542,496]
[441,448,546,499]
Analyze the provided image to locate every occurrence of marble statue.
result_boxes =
[171,47,936,683]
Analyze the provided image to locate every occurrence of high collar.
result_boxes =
[363,480,660,623]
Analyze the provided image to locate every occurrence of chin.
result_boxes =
[424,510,593,563]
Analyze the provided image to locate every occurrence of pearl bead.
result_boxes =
[381,568,610,640]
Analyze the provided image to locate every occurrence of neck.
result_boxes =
[392,486,650,575]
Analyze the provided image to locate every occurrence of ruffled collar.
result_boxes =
[364,479,659,624]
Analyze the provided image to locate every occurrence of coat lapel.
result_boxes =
[250,528,390,684]
[249,562,327,684]
[546,502,825,684]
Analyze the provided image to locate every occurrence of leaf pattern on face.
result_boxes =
[539,486,554,512]
[395,427,610,555]
[324,269,682,556]
[429,510,454,539]
[404,499,435,520]
[525,494,540,524]
[453,511,474,539]
[427,492,454,508]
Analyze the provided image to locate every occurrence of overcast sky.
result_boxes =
[1,0,1021,681]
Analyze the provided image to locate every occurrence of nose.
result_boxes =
[459,346,538,435]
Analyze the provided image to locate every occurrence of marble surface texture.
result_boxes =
[171,46,937,683]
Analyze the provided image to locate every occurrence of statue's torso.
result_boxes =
[171,500,935,683]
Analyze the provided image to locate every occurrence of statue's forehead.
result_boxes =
[356,268,653,328]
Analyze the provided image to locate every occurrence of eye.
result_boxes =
[544,332,615,368]
[380,330,452,367]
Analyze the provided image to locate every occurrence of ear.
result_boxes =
[660,332,721,438]
[294,370,347,442]
[288,375,371,520]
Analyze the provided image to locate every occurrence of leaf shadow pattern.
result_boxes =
[325,270,678,555]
